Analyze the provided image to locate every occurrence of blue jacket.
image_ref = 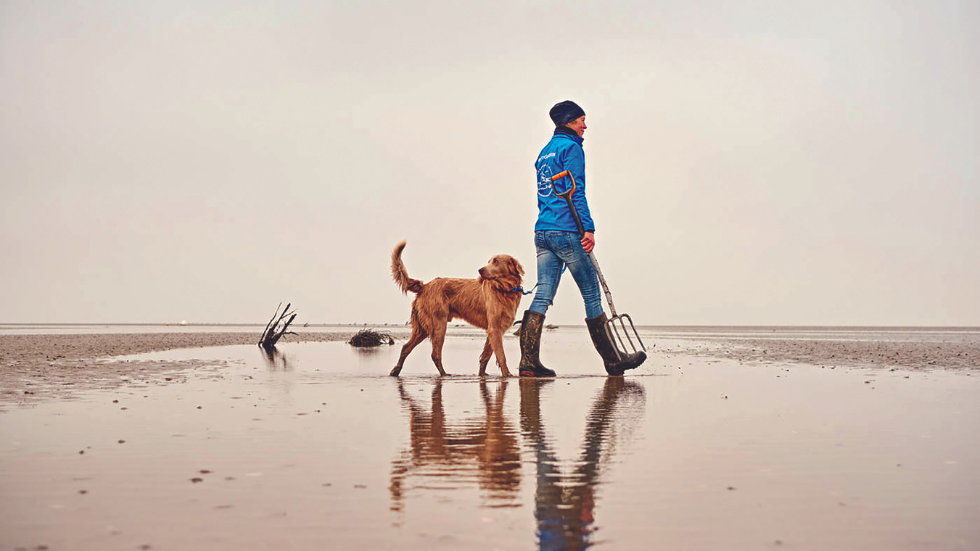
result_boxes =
[534,130,595,233]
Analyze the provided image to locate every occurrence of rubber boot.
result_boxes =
[586,313,646,376]
[518,310,557,377]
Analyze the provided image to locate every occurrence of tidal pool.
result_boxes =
[1,330,978,550]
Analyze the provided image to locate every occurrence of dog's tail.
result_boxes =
[391,241,423,295]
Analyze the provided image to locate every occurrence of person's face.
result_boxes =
[566,115,587,137]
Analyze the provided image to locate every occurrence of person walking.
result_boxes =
[518,100,647,377]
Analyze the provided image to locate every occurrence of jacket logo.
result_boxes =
[537,166,554,197]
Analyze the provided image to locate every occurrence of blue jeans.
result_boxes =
[529,231,604,319]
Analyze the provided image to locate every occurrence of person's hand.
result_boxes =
[581,231,595,253]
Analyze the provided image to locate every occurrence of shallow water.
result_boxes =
[2,331,978,550]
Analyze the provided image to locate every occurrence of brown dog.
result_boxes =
[389,241,524,377]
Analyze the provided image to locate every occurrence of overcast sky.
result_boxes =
[1,0,977,326]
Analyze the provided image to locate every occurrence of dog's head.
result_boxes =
[478,254,525,291]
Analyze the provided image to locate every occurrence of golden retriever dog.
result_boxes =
[389,241,524,377]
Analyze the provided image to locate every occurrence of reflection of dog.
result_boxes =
[389,379,520,510]
[389,241,524,377]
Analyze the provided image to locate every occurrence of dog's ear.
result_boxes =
[510,257,525,277]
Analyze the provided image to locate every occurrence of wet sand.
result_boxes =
[1,328,979,550]
[657,327,980,371]
[0,331,375,405]
[3,327,977,407]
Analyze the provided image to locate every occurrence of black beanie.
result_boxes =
[549,100,586,127]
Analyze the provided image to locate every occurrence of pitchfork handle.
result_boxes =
[549,170,619,317]
[549,170,587,236]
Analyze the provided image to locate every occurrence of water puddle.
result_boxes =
[1,332,978,550]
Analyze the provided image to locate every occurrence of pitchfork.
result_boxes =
[550,170,647,361]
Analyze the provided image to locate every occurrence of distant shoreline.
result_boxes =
[2,323,978,331]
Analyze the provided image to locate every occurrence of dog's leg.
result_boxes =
[487,329,512,377]
[478,337,493,376]
[391,328,428,376]
[429,325,449,376]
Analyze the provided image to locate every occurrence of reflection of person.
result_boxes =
[520,377,646,549]
[518,100,646,378]
[389,379,520,511]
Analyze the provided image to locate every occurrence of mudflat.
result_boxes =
[1,327,978,550]
[0,331,363,404]
[2,326,978,405]
[656,326,980,370]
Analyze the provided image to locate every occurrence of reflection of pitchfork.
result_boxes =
[550,170,647,361]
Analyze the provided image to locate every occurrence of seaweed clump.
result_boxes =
[348,329,395,347]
